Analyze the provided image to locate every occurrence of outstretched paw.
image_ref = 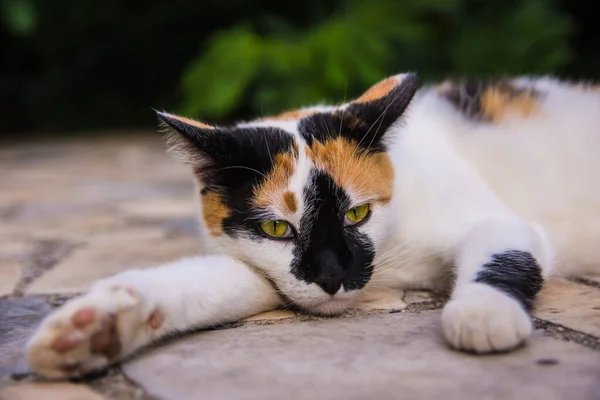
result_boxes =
[27,286,160,379]
[441,283,532,353]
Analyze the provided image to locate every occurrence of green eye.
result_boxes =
[259,220,291,239]
[345,204,370,225]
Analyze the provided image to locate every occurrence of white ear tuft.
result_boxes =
[156,111,215,166]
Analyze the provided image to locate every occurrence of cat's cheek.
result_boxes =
[210,233,295,279]
[362,206,394,250]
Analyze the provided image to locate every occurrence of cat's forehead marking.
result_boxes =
[282,191,298,214]
[253,151,297,211]
[438,80,541,123]
[201,192,230,236]
[305,137,393,205]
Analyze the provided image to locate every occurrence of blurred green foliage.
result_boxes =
[1,0,36,36]
[0,0,595,135]
[180,0,571,120]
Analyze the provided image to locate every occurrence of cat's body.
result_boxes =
[26,74,600,378]
[381,77,600,288]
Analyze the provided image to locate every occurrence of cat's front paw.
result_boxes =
[441,283,532,353]
[26,285,159,379]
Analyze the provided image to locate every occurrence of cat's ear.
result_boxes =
[157,111,246,185]
[346,73,419,136]
[157,111,230,165]
[157,111,294,189]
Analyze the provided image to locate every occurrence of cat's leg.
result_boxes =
[395,130,555,353]
[442,218,554,353]
[26,255,282,378]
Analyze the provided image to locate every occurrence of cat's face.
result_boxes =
[159,74,418,315]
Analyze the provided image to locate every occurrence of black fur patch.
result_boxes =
[440,79,540,121]
[291,171,374,294]
[474,250,544,311]
[299,112,387,153]
[299,74,418,151]
[346,74,418,136]
[208,128,296,238]
[159,112,297,238]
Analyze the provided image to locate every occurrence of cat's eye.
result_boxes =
[344,204,370,226]
[258,220,292,239]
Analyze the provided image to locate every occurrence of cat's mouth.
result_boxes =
[278,280,362,316]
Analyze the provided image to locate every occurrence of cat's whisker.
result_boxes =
[372,243,413,263]
[372,250,415,269]
[373,253,429,272]
[361,283,398,290]
[373,247,413,265]
[338,95,346,139]
[374,242,411,260]
[264,135,274,166]
[376,246,435,264]
[215,165,269,180]
[375,249,424,266]
[372,251,438,276]
[278,300,296,311]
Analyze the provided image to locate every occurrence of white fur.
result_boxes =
[26,256,281,377]
[28,76,600,377]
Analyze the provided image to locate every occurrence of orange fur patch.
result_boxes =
[480,85,539,122]
[201,192,231,236]
[254,152,296,213]
[261,109,318,121]
[306,138,393,204]
[282,191,298,214]
[354,77,398,104]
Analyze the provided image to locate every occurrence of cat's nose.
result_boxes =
[315,276,343,295]
[312,249,347,295]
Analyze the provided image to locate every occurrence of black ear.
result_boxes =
[346,73,419,140]
[156,111,247,186]
[156,111,295,188]
[157,111,232,166]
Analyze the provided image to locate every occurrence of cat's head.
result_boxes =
[158,73,418,315]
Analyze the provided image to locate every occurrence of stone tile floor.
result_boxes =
[0,135,599,400]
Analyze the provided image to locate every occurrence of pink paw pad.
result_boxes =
[71,308,96,328]
[147,309,162,330]
[51,335,82,352]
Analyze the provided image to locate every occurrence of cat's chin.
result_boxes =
[280,282,362,316]
[304,297,355,316]
[295,290,362,316]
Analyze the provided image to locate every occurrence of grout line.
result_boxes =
[533,317,600,351]
[12,240,79,296]
[569,277,600,290]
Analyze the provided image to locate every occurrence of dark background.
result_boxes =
[0,0,597,138]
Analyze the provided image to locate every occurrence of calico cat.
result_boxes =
[27,73,600,378]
